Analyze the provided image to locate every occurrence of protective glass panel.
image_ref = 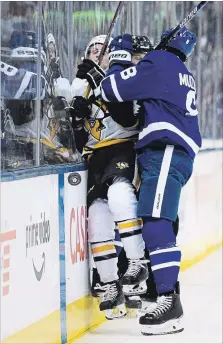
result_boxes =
[127,1,223,141]
[1,1,222,172]
[1,1,39,169]
[41,2,78,165]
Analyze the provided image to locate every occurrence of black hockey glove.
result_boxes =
[76,59,105,90]
[52,96,66,111]
[70,96,92,119]
[71,115,85,132]
[51,96,67,118]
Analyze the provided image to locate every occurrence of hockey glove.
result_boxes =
[108,34,133,67]
[76,59,105,90]
[70,115,85,132]
[70,96,92,119]
[51,96,67,118]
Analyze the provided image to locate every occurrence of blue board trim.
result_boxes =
[58,173,67,344]
[1,162,87,182]
[1,147,222,183]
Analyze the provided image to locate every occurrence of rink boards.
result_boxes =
[0,148,222,344]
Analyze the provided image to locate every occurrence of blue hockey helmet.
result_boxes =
[161,27,196,61]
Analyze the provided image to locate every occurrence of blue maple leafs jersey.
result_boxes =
[101,50,202,159]
[1,61,46,100]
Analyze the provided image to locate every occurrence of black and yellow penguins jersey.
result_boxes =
[71,77,139,157]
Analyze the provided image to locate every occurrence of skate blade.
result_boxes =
[123,281,147,296]
[141,316,184,336]
[104,303,127,320]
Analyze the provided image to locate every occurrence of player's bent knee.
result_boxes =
[107,179,138,221]
[138,176,182,221]
[88,199,114,243]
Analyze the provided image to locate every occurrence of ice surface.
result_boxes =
[75,249,223,344]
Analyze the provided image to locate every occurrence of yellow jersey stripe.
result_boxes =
[92,244,115,254]
[118,219,142,230]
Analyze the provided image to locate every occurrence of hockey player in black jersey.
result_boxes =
[70,35,153,319]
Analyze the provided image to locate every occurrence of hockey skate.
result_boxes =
[139,293,184,336]
[138,281,181,317]
[99,280,126,320]
[137,294,157,317]
[91,268,105,298]
[121,258,149,297]
[91,269,140,317]
[137,267,159,316]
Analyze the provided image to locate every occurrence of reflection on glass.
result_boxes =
[41,2,80,164]
[1,1,39,170]
[1,1,222,172]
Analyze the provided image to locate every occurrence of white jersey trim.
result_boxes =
[152,261,181,271]
[150,246,179,255]
[138,121,200,155]
[110,74,123,102]
[14,71,33,99]
[101,84,110,102]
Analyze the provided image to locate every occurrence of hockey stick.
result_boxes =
[84,1,124,98]
[154,1,209,50]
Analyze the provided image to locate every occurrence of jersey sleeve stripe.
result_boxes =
[110,74,123,102]
[101,84,110,102]
[14,71,33,99]
[138,121,200,155]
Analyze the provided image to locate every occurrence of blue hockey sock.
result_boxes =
[142,217,181,294]
[114,227,123,256]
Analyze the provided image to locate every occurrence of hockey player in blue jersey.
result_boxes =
[101,29,202,335]
[70,35,155,319]
[1,28,77,168]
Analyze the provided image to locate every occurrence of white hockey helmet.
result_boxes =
[46,33,56,46]
[46,33,58,59]
[84,35,113,58]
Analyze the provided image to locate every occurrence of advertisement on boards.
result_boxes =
[64,170,89,305]
[0,175,60,340]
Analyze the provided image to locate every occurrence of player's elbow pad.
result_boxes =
[106,102,138,128]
